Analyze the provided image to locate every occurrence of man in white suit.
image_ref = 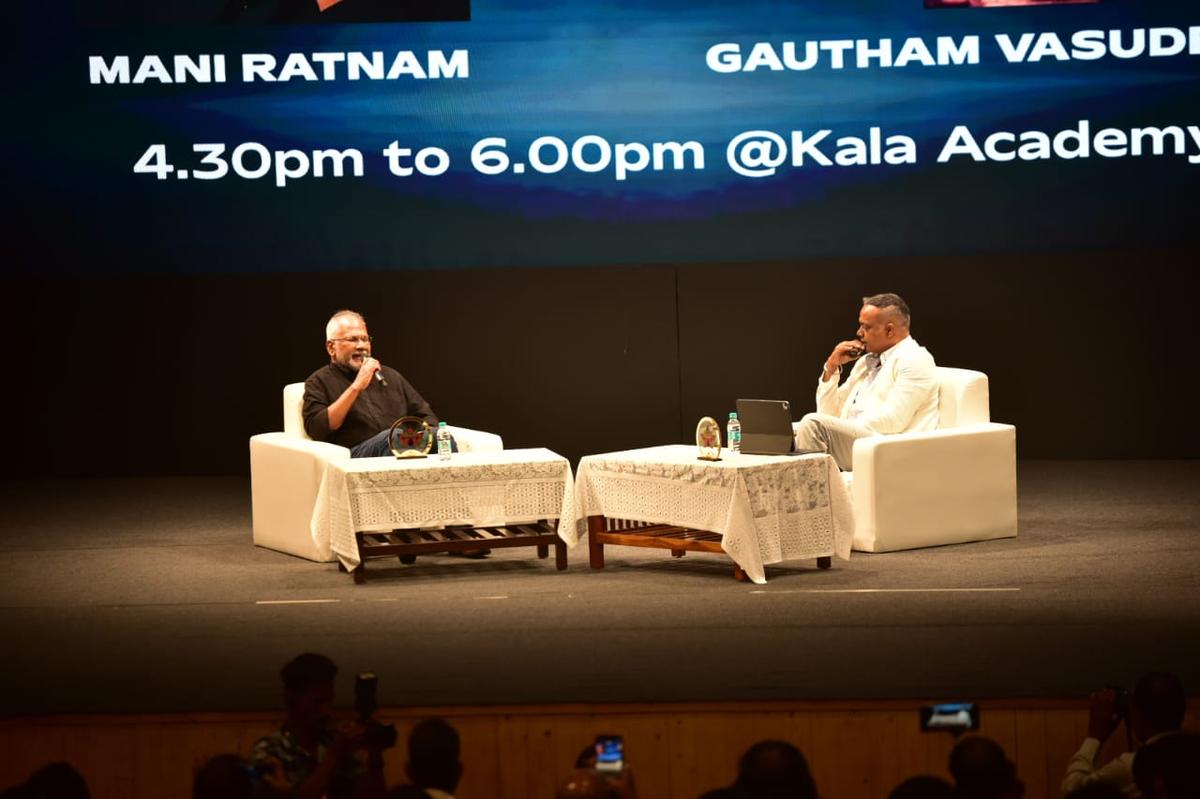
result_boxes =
[794,293,939,470]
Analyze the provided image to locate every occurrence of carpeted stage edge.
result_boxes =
[0,460,1197,717]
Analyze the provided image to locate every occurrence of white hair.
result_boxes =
[325,310,366,341]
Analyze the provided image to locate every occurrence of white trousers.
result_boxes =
[793,412,873,471]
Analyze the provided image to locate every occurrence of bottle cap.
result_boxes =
[729,412,737,419]
[438,421,447,427]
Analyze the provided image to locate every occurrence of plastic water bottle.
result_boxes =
[437,421,452,460]
[727,412,741,455]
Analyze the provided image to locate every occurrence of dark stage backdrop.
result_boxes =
[6,247,1198,479]
[5,0,1199,475]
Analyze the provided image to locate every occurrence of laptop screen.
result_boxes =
[735,399,795,455]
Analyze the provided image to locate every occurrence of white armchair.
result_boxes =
[838,367,1017,552]
[249,383,504,561]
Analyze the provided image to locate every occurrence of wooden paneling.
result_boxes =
[2,700,1198,799]
[1010,709,1048,799]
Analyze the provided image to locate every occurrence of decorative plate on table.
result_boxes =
[696,416,722,461]
[388,416,433,458]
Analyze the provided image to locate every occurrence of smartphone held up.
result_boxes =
[919,702,980,733]
[594,734,624,774]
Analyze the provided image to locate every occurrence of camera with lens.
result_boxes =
[355,672,398,750]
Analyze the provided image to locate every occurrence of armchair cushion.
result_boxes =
[850,423,1017,552]
[935,367,990,428]
[283,383,307,438]
[250,433,348,561]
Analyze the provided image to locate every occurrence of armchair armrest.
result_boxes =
[851,423,1017,552]
[446,425,503,453]
[249,432,350,561]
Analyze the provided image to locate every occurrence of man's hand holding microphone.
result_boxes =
[351,356,385,391]
[822,340,866,380]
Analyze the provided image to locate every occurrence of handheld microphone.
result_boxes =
[360,355,387,387]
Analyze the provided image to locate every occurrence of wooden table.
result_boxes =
[312,448,575,583]
[570,446,853,583]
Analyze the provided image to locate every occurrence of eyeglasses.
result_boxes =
[329,336,373,345]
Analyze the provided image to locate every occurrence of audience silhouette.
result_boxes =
[388,718,464,799]
[1063,672,1187,798]
[1131,731,1200,799]
[251,653,387,799]
[699,739,817,799]
[7,659,1191,799]
[0,763,90,799]
[888,775,954,799]
[948,736,1024,799]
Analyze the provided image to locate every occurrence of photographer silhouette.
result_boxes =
[1062,672,1187,798]
[251,653,388,799]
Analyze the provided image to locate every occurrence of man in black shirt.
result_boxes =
[303,310,439,458]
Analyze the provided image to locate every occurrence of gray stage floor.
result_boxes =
[1,461,1197,715]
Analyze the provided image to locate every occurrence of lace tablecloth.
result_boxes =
[312,448,575,571]
[570,445,853,584]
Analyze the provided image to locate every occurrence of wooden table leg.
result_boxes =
[817,556,832,570]
[352,565,366,584]
[537,544,549,559]
[399,555,417,565]
[554,540,568,571]
[671,549,686,558]
[733,565,749,582]
[587,515,606,569]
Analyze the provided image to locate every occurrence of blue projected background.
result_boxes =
[10,0,1199,274]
